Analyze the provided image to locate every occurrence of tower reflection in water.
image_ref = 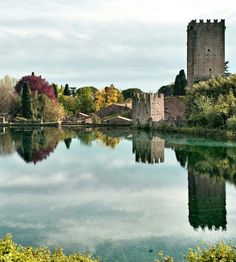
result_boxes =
[132,131,227,231]
[132,131,165,164]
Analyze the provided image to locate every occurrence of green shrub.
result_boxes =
[227,115,236,130]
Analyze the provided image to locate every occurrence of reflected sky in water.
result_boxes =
[0,127,236,261]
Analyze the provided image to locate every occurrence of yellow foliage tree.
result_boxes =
[95,84,123,110]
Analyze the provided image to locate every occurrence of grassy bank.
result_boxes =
[150,125,236,140]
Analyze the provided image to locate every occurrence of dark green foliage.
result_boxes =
[63,84,71,96]
[173,69,187,97]
[225,61,230,75]
[122,88,143,100]
[52,83,58,98]
[21,82,33,119]
[158,84,174,97]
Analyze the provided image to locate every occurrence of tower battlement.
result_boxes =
[188,19,225,27]
[187,19,225,88]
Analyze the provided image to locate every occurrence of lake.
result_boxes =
[0,127,236,261]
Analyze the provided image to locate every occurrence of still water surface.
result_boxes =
[0,127,236,261]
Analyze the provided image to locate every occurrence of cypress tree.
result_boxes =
[52,83,58,98]
[173,69,187,96]
[179,69,187,95]
[63,84,71,96]
[22,82,33,119]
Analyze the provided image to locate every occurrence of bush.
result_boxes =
[187,242,236,261]
[0,234,99,262]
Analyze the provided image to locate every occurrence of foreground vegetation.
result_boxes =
[0,234,98,262]
[0,235,235,262]
[187,74,236,130]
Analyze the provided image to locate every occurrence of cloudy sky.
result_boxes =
[0,0,236,91]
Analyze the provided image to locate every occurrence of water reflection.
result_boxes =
[0,128,235,232]
[188,169,226,231]
[132,131,164,164]
[1,128,236,261]
[0,128,15,157]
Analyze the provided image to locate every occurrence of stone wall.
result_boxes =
[164,97,186,120]
[187,19,225,88]
[132,93,164,126]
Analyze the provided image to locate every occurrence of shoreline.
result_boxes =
[1,122,236,140]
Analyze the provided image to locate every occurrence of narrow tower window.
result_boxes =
[209,68,212,76]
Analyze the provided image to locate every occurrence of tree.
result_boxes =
[0,75,18,113]
[122,88,143,100]
[22,82,33,119]
[52,83,58,99]
[63,84,71,96]
[225,61,230,76]
[43,95,65,121]
[173,69,187,96]
[95,84,123,110]
[15,73,55,100]
[59,95,79,115]
[77,87,96,114]
[158,84,174,97]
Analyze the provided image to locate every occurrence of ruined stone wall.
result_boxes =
[132,93,164,126]
[187,19,225,88]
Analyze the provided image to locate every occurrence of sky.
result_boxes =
[0,0,236,92]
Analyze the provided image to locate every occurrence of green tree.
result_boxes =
[122,88,143,100]
[158,84,174,97]
[173,69,187,96]
[21,82,33,119]
[63,84,71,96]
[77,87,95,114]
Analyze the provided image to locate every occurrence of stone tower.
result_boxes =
[132,93,164,126]
[187,19,225,88]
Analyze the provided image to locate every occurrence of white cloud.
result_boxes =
[0,0,235,90]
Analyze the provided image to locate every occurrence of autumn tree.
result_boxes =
[22,82,33,119]
[95,84,123,110]
[15,73,56,100]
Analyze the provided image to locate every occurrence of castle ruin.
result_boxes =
[187,19,225,88]
[132,93,164,126]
